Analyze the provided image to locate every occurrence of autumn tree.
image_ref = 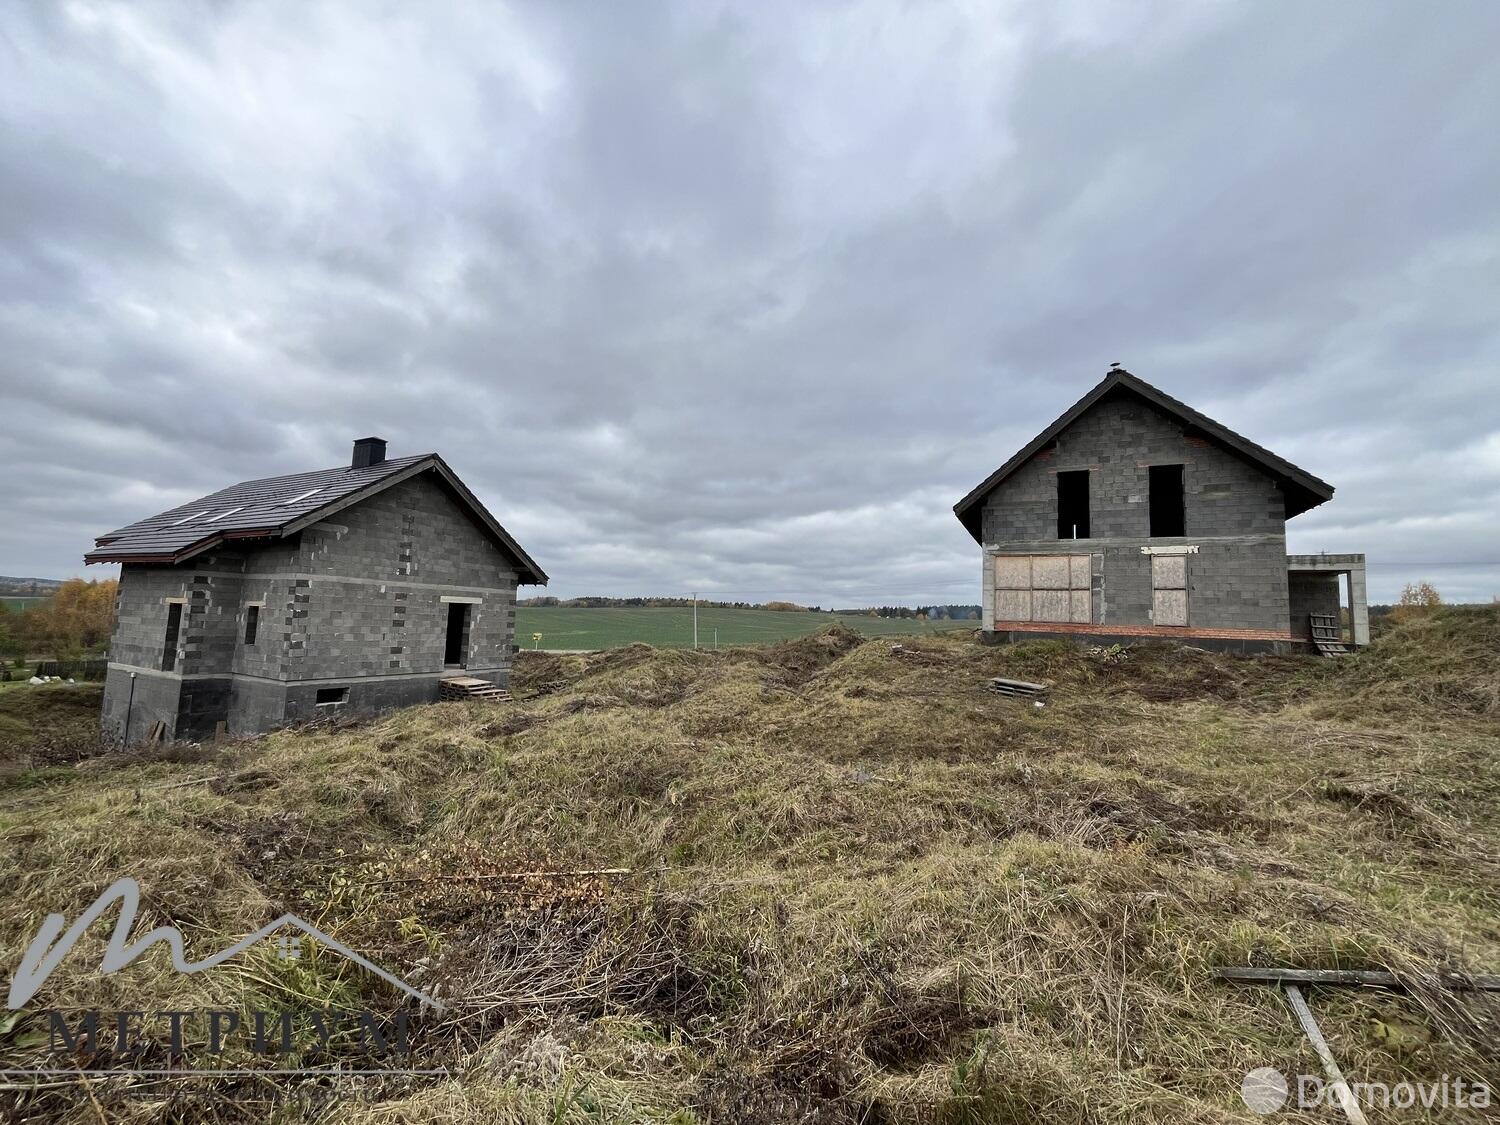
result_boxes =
[23,579,118,660]
[0,602,19,663]
[1391,581,1442,624]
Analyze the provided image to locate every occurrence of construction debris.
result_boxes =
[986,676,1049,698]
[1216,966,1500,992]
[1218,964,1500,1125]
[439,676,513,704]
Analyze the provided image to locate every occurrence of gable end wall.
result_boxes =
[978,394,1292,637]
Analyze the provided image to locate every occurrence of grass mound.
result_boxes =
[0,680,104,770]
[1,614,1497,1122]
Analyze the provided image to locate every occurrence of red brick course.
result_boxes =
[991,621,1297,642]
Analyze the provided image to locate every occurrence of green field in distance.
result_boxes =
[514,606,975,650]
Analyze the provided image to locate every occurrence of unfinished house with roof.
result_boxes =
[953,369,1367,654]
[87,437,546,742]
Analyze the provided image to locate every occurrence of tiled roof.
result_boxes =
[953,368,1336,542]
[86,453,547,584]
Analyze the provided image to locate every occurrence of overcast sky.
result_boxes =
[3,3,1497,605]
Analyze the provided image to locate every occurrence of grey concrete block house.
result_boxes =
[87,438,546,742]
[954,368,1368,653]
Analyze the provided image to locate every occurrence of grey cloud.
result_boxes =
[2,1,1498,605]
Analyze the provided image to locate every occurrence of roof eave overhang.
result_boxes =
[85,528,280,566]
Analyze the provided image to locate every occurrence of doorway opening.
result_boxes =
[444,603,471,666]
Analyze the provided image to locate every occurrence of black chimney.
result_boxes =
[351,436,387,469]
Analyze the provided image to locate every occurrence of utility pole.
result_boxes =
[693,592,698,649]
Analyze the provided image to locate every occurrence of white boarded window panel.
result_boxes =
[994,555,1091,624]
[1071,590,1091,623]
[1151,555,1188,626]
[995,590,1032,621]
[1031,556,1072,590]
[1069,555,1091,590]
[994,555,1032,590]
[1033,590,1071,623]
[1151,554,1187,590]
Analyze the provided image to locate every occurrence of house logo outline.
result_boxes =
[8,875,441,1012]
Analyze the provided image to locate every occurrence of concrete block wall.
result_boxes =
[239,474,519,681]
[979,393,1293,635]
[108,567,191,670]
[100,666,181,744]
[1287,572,1342,641]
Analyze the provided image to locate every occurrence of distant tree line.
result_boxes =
[518,595,819,611]
[518,595,981,620]
[828,605,981,620]
[0,578,117,664]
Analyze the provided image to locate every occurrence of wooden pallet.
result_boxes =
[1308,614,1352,657]
[439,676,513,703]
[986,676,1049,698]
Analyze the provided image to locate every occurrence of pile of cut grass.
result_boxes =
[0,609,1497,1122]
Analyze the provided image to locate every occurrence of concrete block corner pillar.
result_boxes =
[1348,561,1370,647]
[981,550,995,631]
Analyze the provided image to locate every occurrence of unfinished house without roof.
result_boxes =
[953,369,1368,654]
[87,438,546,742]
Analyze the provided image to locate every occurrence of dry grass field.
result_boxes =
[0,607,1496,1122]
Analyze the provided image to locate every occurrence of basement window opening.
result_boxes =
[1149,464,1186,537]
[444,602,472,667]
[244,605,259,646]
[1056,470,1090,539]
[315,687,347,706]
[161,603,182,672]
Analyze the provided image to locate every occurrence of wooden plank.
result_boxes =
[1216,966,1500,992]
[1285,985,1368,1124]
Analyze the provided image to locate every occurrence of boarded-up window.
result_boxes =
[1151,554,1188,626]
[994,555,1091,624]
